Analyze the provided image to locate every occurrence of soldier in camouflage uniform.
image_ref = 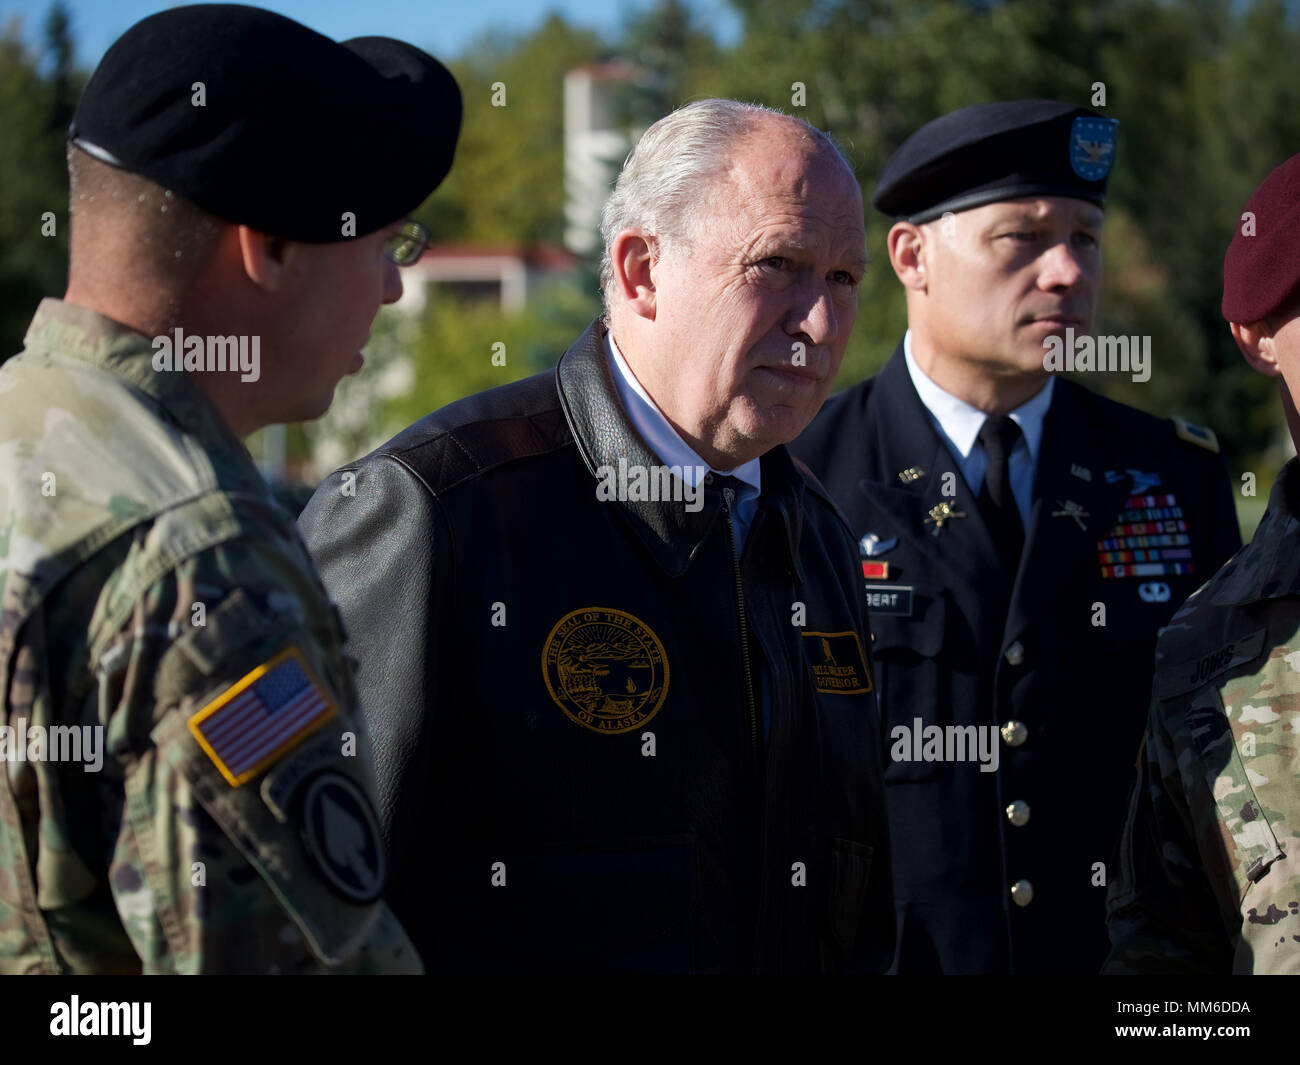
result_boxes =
[1105,151,1300,974]
[0,5,461,973]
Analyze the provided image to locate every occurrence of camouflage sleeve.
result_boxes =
[37,532,421,974]
[1103,702,1234,974]
[1215,634,1300,973]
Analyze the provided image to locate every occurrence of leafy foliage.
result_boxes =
[0,3,80,365]
[5,0,1300,501]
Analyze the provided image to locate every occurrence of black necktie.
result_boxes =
[977,414,1024,579]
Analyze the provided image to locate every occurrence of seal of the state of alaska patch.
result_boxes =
[542,607,669,734]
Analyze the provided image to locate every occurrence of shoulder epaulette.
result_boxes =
[1172,416,1219,453]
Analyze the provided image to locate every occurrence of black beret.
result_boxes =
[1223,153,1300,324]
[69,4,461,242]
[873,100,1117,223]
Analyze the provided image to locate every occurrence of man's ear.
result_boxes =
[887,221,927,292]
[1230,320,1281,377]
[237,225,294,292]
[611,229,658,322]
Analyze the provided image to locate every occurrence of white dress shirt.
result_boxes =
[605,332,762,549]
[903,330,1053,526]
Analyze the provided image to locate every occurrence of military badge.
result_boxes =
[1069,116,1117,181]
[1105,468,1162,494]
[1184,702,1233,762]
[188,646,337,787]
[1172,417,1220,453]
[802,631,872,694]
[299,771,386,903]
[1051,499,1090,530]
[1129,469,1162,494]
[1097,492,1194,578]
[542,608,669,734]
[925,501,965,533]
[859,532,897,557]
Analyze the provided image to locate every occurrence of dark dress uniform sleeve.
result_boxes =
[1197,447,1245,577]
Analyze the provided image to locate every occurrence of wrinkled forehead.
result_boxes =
[727,124,861,200]
[698,139,864,242]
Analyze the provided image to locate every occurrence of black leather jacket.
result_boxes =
[299,319,894,973]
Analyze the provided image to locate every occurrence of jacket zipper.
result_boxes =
[722,483,774,972]
[722,485,760,761]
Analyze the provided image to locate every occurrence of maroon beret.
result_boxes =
[1223,153,1300,323]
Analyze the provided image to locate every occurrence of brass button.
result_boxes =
[1000,720,1028,747]
[1006,800,1031,827]
[1004,641,1025,667]
[1010,879,1034,907]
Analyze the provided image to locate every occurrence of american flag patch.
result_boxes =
[188,647,337,787]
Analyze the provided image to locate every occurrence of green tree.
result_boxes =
[705,0,1300,484]
[299,283,601,475]
[0,4,81,364]
[616,0,723,117]
[414,15,604,247]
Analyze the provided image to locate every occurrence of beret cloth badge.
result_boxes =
[872,99,1116,224]
[69,3,462,242]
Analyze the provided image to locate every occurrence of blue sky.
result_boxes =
[0,0,741,66]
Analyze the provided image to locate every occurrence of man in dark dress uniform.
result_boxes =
[791,100,1242,974]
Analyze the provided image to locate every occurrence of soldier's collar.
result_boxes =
[20,299,260,487]
[1213,456,1300,606]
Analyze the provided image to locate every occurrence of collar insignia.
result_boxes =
[1052,499,1090,530]
[925,501,966,534]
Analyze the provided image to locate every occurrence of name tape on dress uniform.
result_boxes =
[864,584,914,617]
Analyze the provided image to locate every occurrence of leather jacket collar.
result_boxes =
[555,318,806,580]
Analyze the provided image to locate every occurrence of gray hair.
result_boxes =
[598,99,852,313]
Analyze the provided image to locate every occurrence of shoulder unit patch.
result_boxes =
[298,770,387,903]
[1172,416,1220,453]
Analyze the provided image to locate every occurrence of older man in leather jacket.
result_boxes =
[299,99,894,973]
